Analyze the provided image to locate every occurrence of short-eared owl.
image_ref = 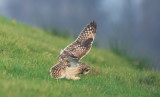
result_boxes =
[50,21,97,80]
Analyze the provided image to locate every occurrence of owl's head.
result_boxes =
[82,66,90,75]
[78,62,90,75]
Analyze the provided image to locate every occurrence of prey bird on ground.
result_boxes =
[50,21,97,80]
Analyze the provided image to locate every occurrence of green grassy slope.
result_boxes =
[0,16,160,97]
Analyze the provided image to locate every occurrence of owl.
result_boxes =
[50,21,97,80]
[50,61,90,80]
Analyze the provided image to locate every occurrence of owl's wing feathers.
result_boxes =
[60,21,97,61]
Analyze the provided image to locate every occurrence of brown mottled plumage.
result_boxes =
[50,61,90,80]
[50,60,67,78]
[50,21,97,80]
[59,21,97,61]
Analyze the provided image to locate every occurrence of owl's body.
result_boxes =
[50,21,97,80]
[50,61,90,80]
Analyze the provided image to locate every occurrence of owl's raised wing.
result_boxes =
[59,21,97,61]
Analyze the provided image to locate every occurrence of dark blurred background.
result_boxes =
[0,0,160,70]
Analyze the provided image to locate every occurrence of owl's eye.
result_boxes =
[85,69,89,72]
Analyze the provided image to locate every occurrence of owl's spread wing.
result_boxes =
[59,21,97,61]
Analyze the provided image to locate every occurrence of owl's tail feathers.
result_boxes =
[50,64,66,79]
[50,65,60,78]
[50,66,55,78]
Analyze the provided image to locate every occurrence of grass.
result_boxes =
[0,16,160,97]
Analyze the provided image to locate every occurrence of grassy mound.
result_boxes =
[0,16,160,97]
